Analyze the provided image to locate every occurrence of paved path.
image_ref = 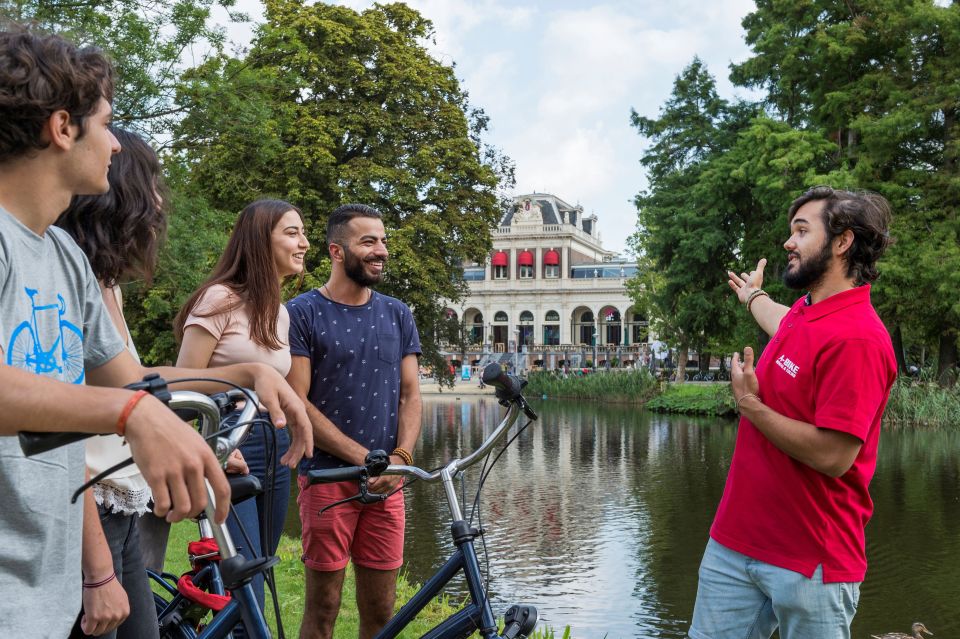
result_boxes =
[418,379,495,396]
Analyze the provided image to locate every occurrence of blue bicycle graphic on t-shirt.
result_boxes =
[6,287,85,384]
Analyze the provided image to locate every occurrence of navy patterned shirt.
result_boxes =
[286,289,421,473]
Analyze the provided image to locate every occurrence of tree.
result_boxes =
[1,0,240,141]
[628,59,741,380]
[172,0,513,381]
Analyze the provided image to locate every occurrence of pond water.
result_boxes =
[288,395,960,638]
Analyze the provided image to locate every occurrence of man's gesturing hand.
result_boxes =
[728,258,767,304]
[731,347,760,405]
[123,393,231,524]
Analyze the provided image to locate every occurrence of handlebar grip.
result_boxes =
[18,431,92,457]
[306,466,365,485]
[481,362,522,399]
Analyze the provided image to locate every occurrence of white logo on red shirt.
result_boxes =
[775,354,800,378]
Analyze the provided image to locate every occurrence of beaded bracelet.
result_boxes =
[391,447,413,466]
[745,289,769,313]
[83,572,117,589]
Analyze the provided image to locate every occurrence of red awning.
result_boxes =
[543,250,559,265]
[518,250,534,266]
[491,251,508,266]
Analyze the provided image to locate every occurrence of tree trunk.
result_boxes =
[891,324,907,375]
[700,351,711,374]
[675,340,689,383]
[936,331,958,388]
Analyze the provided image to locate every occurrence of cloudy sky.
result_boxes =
[219,0,761,254]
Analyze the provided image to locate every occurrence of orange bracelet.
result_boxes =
[116,390,148,437]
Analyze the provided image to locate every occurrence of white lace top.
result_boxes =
[85,286,153,515]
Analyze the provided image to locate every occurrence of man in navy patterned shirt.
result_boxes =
[287,204,421,639]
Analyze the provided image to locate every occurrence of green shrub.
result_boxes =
[524,369,659,403]
[645,382,737,417]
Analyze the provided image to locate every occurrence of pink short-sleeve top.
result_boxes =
[183,284,291,376]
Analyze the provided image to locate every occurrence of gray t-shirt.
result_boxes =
[0,207,125,637]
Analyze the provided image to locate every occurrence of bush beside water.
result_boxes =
[883,380,960,429]
[528,373,958,428]
[523,369,660,403]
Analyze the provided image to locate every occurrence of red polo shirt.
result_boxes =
[710,285,896,582]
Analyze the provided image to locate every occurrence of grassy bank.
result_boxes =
[159,522,566,638]
[645,382,737,417]
[527,372,958,428]
[523,369,660,402]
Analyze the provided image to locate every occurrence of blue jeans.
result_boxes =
[226,420,290,629]
[689,538,860,639]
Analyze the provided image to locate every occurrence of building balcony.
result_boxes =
[494,223,602,245]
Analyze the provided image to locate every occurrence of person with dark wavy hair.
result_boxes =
[174,199,310,630]
[0,26,310,638]
[56,127,168,639]
[689,187,897,639]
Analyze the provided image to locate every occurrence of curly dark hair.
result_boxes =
[0,26,114,163]
[56,128,168,287]
[787,186,894,285]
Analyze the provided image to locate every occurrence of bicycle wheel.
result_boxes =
[6,322,37,372]
[59,320,85,383]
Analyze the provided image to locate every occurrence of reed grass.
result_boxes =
[882,379,960,429]
[523,369,660,403]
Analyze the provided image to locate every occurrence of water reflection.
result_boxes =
[290,397,960,638]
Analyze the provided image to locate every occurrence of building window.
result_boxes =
[545,310,560,322]
[494,311,508,322]
[519,265,533,279]
[544,264,559,278]
[494,265,508,279]
[543,325,560,345]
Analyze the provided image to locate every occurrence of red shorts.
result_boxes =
[297,475,405,572]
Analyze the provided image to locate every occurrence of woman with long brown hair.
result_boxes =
[174,199,309,623]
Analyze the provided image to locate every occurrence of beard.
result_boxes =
[783,236,833,290]
[344,247,386,287]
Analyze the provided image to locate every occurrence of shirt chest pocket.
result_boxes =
[377,331,400,363]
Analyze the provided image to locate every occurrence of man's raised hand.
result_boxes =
[728,258,767,304]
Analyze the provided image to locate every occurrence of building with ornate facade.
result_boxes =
[442,193,652,371]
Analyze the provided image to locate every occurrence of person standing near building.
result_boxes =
[287,203,421,639]
[689,187,897,639]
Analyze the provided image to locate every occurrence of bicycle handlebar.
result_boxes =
[17,375,259,467]
[307,363,536,489]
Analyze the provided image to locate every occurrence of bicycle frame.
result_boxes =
[368,390,537,639]
[308,369,537,639]
[152,389,274,639]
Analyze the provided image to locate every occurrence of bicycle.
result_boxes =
[20,376,281,639]
[6,286,85,382]
[306,362,540,639]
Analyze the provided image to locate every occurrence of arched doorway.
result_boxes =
[599,306,622,346]
[493,310,509,352]
[518,310,535,348]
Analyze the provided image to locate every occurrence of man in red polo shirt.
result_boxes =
[689,187,897,639]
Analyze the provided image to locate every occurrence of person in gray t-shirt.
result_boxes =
[0,28,312,637]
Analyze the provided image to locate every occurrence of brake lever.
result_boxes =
[317,473,388,516]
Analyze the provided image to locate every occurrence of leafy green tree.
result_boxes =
[1,0,239,140]
[628,58,741,380]
[172,0,513,381]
